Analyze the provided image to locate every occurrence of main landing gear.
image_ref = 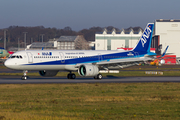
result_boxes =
[94,74,103,80]
[67,72,76,79]
[21,70,28,80]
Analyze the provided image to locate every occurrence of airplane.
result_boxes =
[0,47,10,62]
[149,46,170,66]
[4,23,167,80]
[0,47,9,58]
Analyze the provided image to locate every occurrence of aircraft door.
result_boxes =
[98,53,103,61]
[26,52,33,63]
[59,52,65,63]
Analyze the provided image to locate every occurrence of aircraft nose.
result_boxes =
[4,60,9,68]
[4,60,12,69]
[4,59,20,70]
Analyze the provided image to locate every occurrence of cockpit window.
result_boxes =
[10,55,23,59]
[11,56,16,58]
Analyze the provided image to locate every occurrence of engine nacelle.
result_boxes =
[78,64,99,77]
[160,59,165,64]
[39,70,59,77]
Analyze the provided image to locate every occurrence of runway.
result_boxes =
[0,76,180,84]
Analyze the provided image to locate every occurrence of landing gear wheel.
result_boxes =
[94,74,102,80]
[97,74,102,79]
[67,73,76,79]
[67,74,71,79]
[71,74,76,79]
[21,76,28,80]
[22,70,28,80]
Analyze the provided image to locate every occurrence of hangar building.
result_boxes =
[95,28,143,50]
[155,19,180,57]
[95,20,180,58]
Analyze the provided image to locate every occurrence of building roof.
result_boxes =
[156,19,180,22]
[30,42,54,48]
[96,27,143,35]
[57,36,77,42]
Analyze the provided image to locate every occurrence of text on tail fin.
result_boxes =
[141,26,152,47]
[133,23,154,52]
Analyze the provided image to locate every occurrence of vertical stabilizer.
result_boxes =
[133,23,154,53]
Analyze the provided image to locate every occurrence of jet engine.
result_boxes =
[39,70,59,77]
[78,64,99,76]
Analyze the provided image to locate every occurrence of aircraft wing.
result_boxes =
[95,57,153,69]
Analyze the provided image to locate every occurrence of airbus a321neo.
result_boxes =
[4,23,168,80]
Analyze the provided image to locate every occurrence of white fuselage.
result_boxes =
[4,23,156,73]
[4,49,150,71]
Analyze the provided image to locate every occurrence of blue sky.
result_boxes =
[0,0,180,31]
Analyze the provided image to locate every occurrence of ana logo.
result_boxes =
[42,52,52,56]
[140,26,152,47]
[127,52,134,56]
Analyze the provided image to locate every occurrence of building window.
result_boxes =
[107,39,111,50]
[72,42,74,46]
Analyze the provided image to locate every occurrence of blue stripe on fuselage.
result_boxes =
[24,51,146,66]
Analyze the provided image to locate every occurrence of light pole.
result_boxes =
[40,34,45,43]
[31,37,33,44]
[18,38,20,51]
[23,32,28,48]
[4,29,8,49]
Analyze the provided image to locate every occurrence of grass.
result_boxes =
[0,83,180,119]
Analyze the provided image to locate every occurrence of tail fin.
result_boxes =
[133,23,154,53]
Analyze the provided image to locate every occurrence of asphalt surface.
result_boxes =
[0,76,180,84]
[1,65,180,84]
[1,65,180,73]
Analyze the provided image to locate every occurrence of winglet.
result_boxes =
[161,45,169,57]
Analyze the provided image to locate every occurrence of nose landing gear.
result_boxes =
[21,70,28,80]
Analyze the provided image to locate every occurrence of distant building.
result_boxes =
[27,35,89,50]
[88,40,95,50]
[57,36,76,50]
[155,19,180,57]
[49,38,58,48]
[95,27,143,50]
[28,42,54,49]
[57,35,89,50]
